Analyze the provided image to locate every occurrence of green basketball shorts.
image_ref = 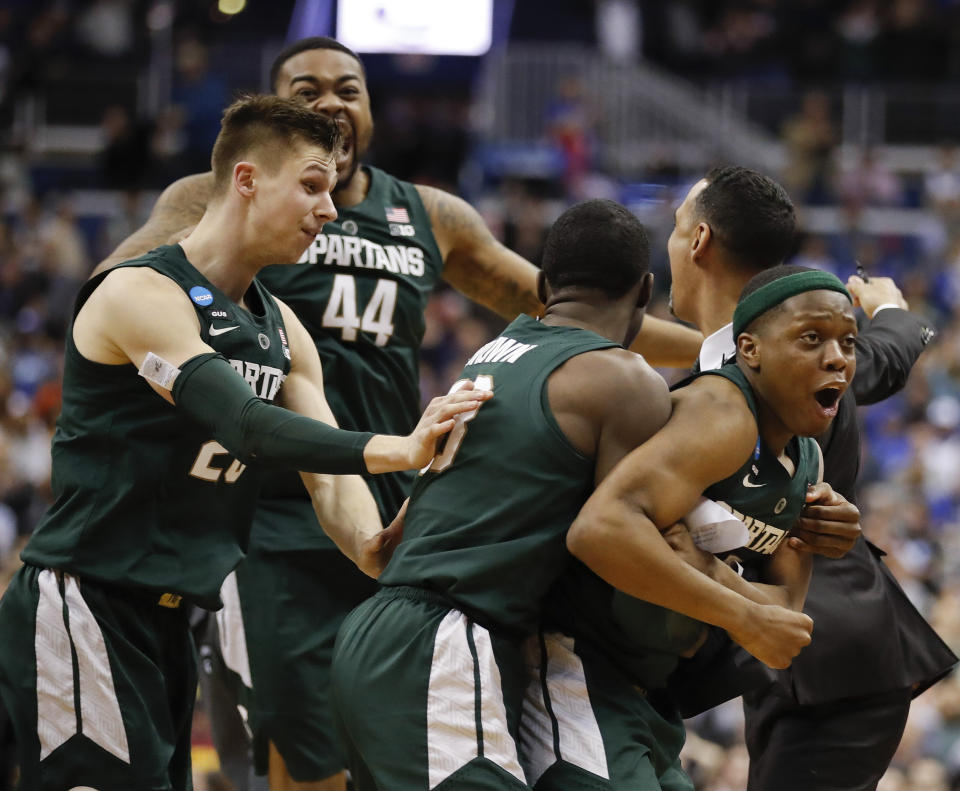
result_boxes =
[223,540,377,781]
[0,565,196,790]
[521,632,692,791]
[331,585,532,791]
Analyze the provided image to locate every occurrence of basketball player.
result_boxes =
[0,95,486,791]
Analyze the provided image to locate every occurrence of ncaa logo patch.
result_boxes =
[258,333,270,350]
[189,286,214,306]
[341,219,359,234]
[774,497,788,514]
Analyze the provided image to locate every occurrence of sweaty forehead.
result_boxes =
[277,49,365,90]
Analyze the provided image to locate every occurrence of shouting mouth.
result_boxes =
[334,117,354,172]
[813,386,842,417]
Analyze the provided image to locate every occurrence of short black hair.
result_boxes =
[270,37,364,93]
[541,199,650,296]
[696,166,796,270]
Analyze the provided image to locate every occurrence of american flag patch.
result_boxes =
[385,207,410,223]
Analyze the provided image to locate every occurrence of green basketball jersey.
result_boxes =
[697,363,821,571]
[22,245,291,609]
[253,166,444,550]
[379,315,619,635]
[545,362,820,689]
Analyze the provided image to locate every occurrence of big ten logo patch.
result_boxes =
[389,223,416,237]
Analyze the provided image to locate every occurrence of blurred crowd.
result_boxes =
[2,2,960,790]
[640,0,960,87]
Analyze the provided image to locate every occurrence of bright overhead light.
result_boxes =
[218,0,246,15]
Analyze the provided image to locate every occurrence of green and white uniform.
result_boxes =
[332,315,617,791]
[0,245,290,791]
[218,166,447,780]
[524,363,819,791]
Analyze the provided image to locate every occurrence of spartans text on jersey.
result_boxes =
[298,233,425,277]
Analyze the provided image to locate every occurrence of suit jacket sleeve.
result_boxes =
[852,308,933,406]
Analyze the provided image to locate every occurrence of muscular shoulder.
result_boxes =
[89,265,190,315]
[549,346,671,462]
[74,265,199,365]
[670,375,758,452]
[562,346,668,405]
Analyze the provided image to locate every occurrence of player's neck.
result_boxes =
[333,166,370,208]
[693,281,741,337]
[178,210,259,304]
[541,299,634,345]
[742,367,793,454]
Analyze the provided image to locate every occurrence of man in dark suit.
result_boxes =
[667,165,957,791]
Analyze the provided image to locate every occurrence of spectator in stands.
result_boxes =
[838,146,905,212]
[780,89,837,204]
[98,105,152,190]
[172,38,228,173]
[924,144,960,220]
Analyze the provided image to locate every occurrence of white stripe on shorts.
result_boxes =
[520,635,555,786]
[472,621,525,783]
[34,570,130,763]
[35,570,78,760]
[426,610,525,789]
[63,576,130,762]
[217,571,252,689]
[520,632,609,784]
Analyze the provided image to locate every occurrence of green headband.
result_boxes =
[732,270,852,339]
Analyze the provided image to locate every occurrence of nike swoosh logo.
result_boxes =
[209,325,239,336]
[742,474,766,488]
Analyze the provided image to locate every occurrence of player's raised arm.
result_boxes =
[418,184,542,319]
[91,172,215,276]
[420,183,703,368]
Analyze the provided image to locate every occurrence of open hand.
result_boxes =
[406,380,493,469]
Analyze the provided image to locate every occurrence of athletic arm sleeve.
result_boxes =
[171,352,373,474]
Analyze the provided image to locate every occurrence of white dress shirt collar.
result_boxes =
[697,322,736,372]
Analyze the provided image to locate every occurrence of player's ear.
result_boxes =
[536,270,549,307]
[690,222,712,262]
[233,162,256,197]
[636,272,653,310]
[737,332,761,370]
